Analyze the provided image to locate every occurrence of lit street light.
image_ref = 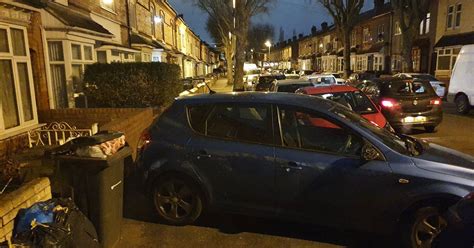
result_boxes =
[265,40,271,62]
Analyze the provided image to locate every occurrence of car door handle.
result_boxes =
[283,161,304,171]
[196,150,212,160]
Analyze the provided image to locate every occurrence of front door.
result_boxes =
[187,103,277,214]
[274,106,394,230]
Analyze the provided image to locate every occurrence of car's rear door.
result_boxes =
[187,103,277,215]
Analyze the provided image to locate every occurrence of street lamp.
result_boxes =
[265,40,271,62]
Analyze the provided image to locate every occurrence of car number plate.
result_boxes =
[403,116,427,123]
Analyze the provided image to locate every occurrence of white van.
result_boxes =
[448,45,474,114]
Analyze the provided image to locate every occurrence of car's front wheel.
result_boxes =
[455,94,471,115]
[153,174,203,225]
[402,207,447,248]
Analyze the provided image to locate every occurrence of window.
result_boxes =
[150,3,156,37]
[278,107,363,156]
[363,27,371,43]
[189,104,273,145]
[394,21,401,35]
[455,4,462,28]
[71,44,82,60]
[71,43,94,101]
[374,55,384,71]
[48,41,68,108]
[436,47,460,71]
[412,48,421,72]
[392,55,402,71]
[314,91,377,114]
[446,4,461,29]
[351,30,357,47]
[129,0,137,29]
[377,24,385,42]
[420,13,431,35]
[159,10,165,40]
[100,0,115,12]
[0,25,37,133]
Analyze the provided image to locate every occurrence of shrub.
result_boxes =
[84,62,182,108]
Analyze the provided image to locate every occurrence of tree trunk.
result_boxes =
[401,27,416,73]
[225,44,233,84]
[343,29,352,79]
[233,2,249,91]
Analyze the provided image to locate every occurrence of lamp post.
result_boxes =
[265,40,271,63]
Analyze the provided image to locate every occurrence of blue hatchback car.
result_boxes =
[137,92,474,248]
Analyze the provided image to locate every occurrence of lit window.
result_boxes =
[420,13,431,35]
[100,0,115,12]
[363,27,371,43]
[394,22,401,35]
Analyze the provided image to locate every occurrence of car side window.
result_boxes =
[188,104,214,134]
[278,106,363,156]
[205,103,273,145]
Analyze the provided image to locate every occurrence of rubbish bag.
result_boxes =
[12,198,100,248]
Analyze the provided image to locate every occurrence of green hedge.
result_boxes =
[84,62,182,108]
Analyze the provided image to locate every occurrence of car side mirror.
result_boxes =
[361,142,383,161]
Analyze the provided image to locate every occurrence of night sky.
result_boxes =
[168,0,375,44]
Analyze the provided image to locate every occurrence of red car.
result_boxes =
[296,85,390,129]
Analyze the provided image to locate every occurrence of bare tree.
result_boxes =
[247,23,275,53]
[233,0,274,91]
[317,0,364,78]
[206,16,235,84]
[196,0,273,91]
[391,0,430,72]
[195,0,235,85]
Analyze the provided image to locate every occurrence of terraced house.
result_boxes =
[0,0,219,161]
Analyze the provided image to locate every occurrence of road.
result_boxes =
[119,100,474,248]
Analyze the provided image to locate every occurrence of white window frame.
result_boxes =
[446,5,454,29]
[0,24,38,136]
[455,3,462,28]
[374,54,384,71]
[70,42,95,98]
[436,47,460,72]
[394,21,401,35]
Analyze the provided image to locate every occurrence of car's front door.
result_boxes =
[273,105,394,230]
[187,103,277,214]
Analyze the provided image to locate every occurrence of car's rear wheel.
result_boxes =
[424,125,437,133]
[402,207,447,248]
[455,94,471,115]
[153,175,203,225]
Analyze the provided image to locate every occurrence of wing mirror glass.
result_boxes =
[361,142,383,161]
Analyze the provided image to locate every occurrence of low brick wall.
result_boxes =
[0,134,29,161]
[0,177,51,244]
[39,108,156,159]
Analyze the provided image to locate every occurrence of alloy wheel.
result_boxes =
[412,212,447,248]
[154,179,197,221]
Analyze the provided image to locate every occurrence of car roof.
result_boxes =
[275,79,312,85]
[308,74,335,78]
[176,92,336,110]
[299,85,358,95]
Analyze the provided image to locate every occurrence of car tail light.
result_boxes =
[137,129,152,151]
[430,98,441,105]
[464,192,474,200]
[380,98,399,109]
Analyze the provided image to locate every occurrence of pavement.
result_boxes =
[211,78,233,93]
[118,93,474,248]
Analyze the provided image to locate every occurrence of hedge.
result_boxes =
[83,62,182,108]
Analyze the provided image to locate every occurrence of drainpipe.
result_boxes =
[125,0,132,48]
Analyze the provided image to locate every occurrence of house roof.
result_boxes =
[130,34,166,49]
[434,32,474,48]
[45,2,112,36]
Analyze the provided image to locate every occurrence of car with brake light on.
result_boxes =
[393,73,446,98]
[137,91,474,248]
[357,78,442,133]
[296,85,391,130]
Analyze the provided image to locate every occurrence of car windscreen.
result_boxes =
[278,83,313,93]
[330,105,407,154]
[315,91,377,114]
[312,77,336,85]
[381,81,436,97]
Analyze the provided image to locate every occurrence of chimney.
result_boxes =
[311,26,317,35]
[293,35,297,41]
[374,0,384,12]
[298,33,303,39]
[321,22,328,31]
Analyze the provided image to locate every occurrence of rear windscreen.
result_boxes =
[278,83,313,93]
[381,81,436,96]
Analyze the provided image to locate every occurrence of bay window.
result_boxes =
[0,25,37,135]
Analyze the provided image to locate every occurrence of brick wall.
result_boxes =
[39,108,156,159]
[0,134,29,162]
[0,177,51,244]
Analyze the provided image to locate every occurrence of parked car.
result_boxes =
[269,79,314,93]
[296,85,390,129]
[255,74,286,91]
[284,73,301,80]
[331,73,347,84]
[137,92,474,248]
[447,44,474,114]
[303,74,338,86]
[433,192,474,248]
[347,72,379,86]
[393,73,446,98]
[357,78,443,133]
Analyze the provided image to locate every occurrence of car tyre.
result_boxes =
[455,94,471,115]
[424,125,437,133]
[401,206,447,248]
[153,174,203,226]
